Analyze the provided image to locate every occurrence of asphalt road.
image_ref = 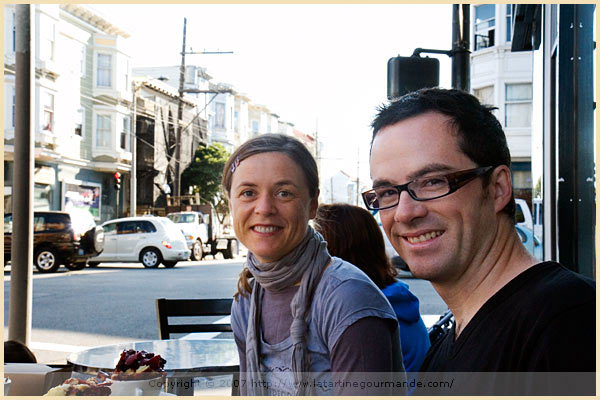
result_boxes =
[4,256,447,365]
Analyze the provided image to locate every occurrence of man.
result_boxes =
[364,88,595,395]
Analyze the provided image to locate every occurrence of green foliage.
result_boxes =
[181,143,231,213]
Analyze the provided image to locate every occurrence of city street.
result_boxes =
[4,256,447,365]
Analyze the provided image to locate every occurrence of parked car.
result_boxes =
[515,198,534,232]
[4,211,104,273]
[87,216,190,268]
[516,225,543,260]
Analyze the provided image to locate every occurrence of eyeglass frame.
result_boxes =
[362,166,494,211]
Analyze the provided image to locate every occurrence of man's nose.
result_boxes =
[393,190,428,224]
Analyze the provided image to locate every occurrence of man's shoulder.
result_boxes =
[483,261,595,335]
[513,261,595,307]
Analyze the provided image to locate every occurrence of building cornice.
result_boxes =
[135,77,197,106]
[61,4,130,38]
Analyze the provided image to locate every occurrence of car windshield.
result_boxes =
[167,213,195,223]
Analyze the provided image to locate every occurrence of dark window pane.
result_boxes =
[117,221,136,235]
[138,220,157,233]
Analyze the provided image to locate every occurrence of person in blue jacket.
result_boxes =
[314,203,430,373]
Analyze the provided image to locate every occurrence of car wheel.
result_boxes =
[88,262,100,268]
[190,240,203,261]
[163,261,177,268]
[34,247,60,273]
[140,248,161,268]
[65,262,86,271]
[223,239,238,259]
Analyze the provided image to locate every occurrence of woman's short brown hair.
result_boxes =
[313,203,397,289]
[222,133,319,199]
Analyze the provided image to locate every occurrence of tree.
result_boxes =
[181,143,231,222]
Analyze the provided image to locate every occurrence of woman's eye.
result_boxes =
[240,190,254,197]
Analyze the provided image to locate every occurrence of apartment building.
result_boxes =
[133,77,205,210]
[133,64,316,159]
[4,4,132,221]
[471,3,534,203]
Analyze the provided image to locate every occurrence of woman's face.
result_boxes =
[229,152,318,263]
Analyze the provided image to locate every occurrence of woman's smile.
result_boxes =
[251,224,282,234]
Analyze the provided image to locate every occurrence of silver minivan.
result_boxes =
[87,216,190,268]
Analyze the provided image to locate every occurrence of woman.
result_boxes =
[224,134,405,396]
[313,203,431,373]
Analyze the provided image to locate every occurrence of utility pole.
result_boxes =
[9,4,34,346]
[130,82,140,217]
[451,4,470,91]
[175,18,187,198]
[174,18,233,197]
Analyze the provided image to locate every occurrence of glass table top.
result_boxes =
[67,339,239,373]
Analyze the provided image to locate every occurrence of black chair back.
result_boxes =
[155,298,233,340]
[427,310,454,345]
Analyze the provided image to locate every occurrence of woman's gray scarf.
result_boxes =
[244,226,332,396]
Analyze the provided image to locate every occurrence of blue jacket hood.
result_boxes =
[381,280,422,323]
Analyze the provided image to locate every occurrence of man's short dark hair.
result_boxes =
[371,87,515,220]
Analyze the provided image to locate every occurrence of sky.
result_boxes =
[89,4,453,186]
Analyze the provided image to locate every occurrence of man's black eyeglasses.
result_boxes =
[362,166,494,211]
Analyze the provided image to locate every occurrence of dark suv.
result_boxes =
[4,211,104,273]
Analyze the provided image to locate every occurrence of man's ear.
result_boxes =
[490,165,512,214]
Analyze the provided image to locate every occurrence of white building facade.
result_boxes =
[471,3,534,202]
[320,170,358,205]
[4,4,132,221]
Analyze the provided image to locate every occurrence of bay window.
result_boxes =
[97,53,112,87]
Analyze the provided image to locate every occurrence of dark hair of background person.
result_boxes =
[4,340,37,363]
[313,203,397,289]
[223,134,320,299]
[371,87,515,221]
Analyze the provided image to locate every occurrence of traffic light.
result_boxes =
[114,172,121,191]
[387,56,440,100]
